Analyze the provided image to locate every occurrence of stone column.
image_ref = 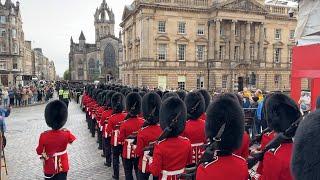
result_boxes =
[208,20,215,60]
[245,21,251,62]
[258,22,264,62]
[215,19,221,60]
[254,23,259,61]
[230,20,236,61]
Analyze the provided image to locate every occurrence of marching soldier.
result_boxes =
[291,110,320,180]
[106,92,127,179]
[181,91,206,164]
[36,100,76,180]
[249,94,301,180]
[196,93,248,180]
[149,96,192,179]
[118,92,144,180]
[135,92,162,180]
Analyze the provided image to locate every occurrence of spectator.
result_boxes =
[8,87,14,106]
[0,106,11,134]
[28,88,33,105]
[21,87,28,106]
[15,88,22,107]
[298,92,311,115]
[2,88,8,107]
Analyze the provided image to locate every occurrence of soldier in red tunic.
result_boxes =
[249,93,301,180]
[181,91,206,164]
[149,96,192,179]
[291,110,320,180]
[36,100,76,180]
[119,92,144,180]
[196,93,248,180]
[135,92,162,180]
[107,92,127,179]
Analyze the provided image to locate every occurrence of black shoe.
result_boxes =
[104,162,111,167]
[112,175,119,179]
[101,154,105,157]
[98,146,102,150]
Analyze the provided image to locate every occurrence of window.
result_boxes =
[288,48,292,63]
[13,60,18,70]
[196,45,205,61]
[197,25,205,35]
[220,27,224,36]
[0,61,7,70]
[264,28,267,38]
[264,48,267,61]
[222,75,228,89]
[13,43,18,54]
[250,46,254,60]
[178,22,186,34]
[235,26,240,36]
[0,16,5,24]
[234,46,240,61]
[197,76,204,89]
[12,29,17,39]
[11,17,15,25]
[158,44,167,61]
[274,48,281,63]
[219,46,225,60]
[1,43,6,52]
[289,30,295,40]
[274,75,281,89]
[178,76,186,90]
[158,75,167,90]
[178,44,186,61]
[0,28,5,37]
[275,29,281,40]
[158,21,166,33]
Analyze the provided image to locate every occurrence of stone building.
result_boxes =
[23,40,33,76]
[120,0,301,92]
[69,0,122,82]
[0,0,24,86]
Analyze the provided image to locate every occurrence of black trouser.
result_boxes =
[86,113,90,129]
[44,172,67,180]
[104,137,112,166]
[9,98,14,106]
[112,145,122,179]
[63,99,69,107]
[123,158,139,180]
[90,118,96,137]
[139,170,158,180]
[98,129,103,149]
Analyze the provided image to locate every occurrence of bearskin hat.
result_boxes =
[105,90,116,108]
[291,110,320,180]
[162,92,179,101]
[198,89,211,110]
[111,93,125,113]
[185,92,205,120]
[206,94,244,152]
[126,92,142,116]
[159,97,187,138]
[45,100,68,130]
[176,90,187,101]
[155,90,163,98]
[265,93,301,133]
[142,92,162,125]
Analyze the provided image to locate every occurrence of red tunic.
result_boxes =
[100,109,112,137]
[149,136,192,179]
[36,129,76,174]
[135,125,162,173]
[106,112,127,145]
[234,131,250,159]
[196,154,249,180]
[119,117,145,159]
[257,131,276,173]
[256,143,293,180]
[181,119,206,164]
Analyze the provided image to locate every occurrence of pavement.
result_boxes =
[5,99,125,180]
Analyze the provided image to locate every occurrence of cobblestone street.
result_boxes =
[5,99,122,180]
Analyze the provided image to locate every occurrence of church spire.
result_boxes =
[70,36,74,44]
[5,0,12,8]
[79,31,86,41]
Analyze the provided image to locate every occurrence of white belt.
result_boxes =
[100,126,103,131]
[113,130,120,145]
[40,149,67,173]
[161,168,184,180]
[92,114,95,119]
[142,150,150,173]
[191,143,204,147]
[125,139,136,159]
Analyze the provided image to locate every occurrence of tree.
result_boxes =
[63,69,71,80]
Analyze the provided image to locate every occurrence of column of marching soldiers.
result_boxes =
[80,83,318,180]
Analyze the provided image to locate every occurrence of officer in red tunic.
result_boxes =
[36,100,76,180]
[291,110,320,180]
[119,92,144,180]
[135,92,162,180]
[196,93,248,180]
[149,96,192,179]
[106,92,127,179]
[181,91,206,164]
[249,94,301,180]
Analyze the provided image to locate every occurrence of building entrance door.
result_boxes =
[238,77,244,92]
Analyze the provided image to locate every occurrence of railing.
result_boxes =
[266,5,297,16]
[137,0,209,7]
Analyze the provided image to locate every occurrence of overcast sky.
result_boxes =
[7,0,133,76]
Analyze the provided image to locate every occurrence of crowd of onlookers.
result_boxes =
[0,83,55,108]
